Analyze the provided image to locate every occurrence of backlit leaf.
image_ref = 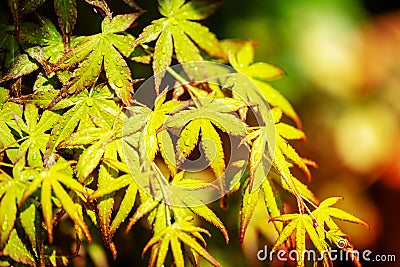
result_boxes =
[20,160,91,244]
[3,229,35,266]
[50,14,141,107]
[143,219,221,267]
[239,182,261,242]
[12,104,60,167]
[101,13,139,34]
[133,0,224,85]
[229,42,301,127]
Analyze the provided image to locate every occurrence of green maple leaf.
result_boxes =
[91,149,229,249]
[270,213,330,267]
[57,104,129,255]
[143,218,222,267]
[0,160,29,249]
[58,109,125,182]
[50,13,143,107]
[239,110,317,242]
[270,197,368,267]
[165,96,246,196]
[11,103,60,167]
[0,16,81,89]
[126,93,181,174]
[229,41,301,127]
[133,0,224,88]
[312,197,368,250]
[0,16,69,81]
[125,170,229,241]
[20,160,91,244]
[238,143,319,243]
[3,229,36,266]
[43,84,121,161]
[0,101,22,162]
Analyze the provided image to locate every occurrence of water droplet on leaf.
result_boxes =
[247,197,252,205]
[170,18,179,26]
[115,79,123,88]
[86,98,94,107]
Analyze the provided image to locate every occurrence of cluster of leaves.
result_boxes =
[0,0,368,266]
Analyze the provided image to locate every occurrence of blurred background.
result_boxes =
[2,0,399,266]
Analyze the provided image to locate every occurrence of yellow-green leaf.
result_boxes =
[239,183,261,243]
[101,13,139,34]
[3,230,35,266]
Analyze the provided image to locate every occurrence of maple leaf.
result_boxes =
[0,16,81,87]
[41,84,121,162]
[0,160,29,250]
[270,197,368,267]
[90,161,229,262]
[20,160,91,244]
[238,108,317,242]
[126,92,181,175]
[143,218,222,267]
[10,103,60,167]
[312,196,369,265]
[238,143,319,243]
[0,22,26,72]
[165,96,246,197]
[49,13,144,107]
[133,0,224,88]
[58,109,125,182]
[270,213,330,267]
[228,41,301,127]
[0,101,22,162]
[125,169,229,240]
[58,110,128,254]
